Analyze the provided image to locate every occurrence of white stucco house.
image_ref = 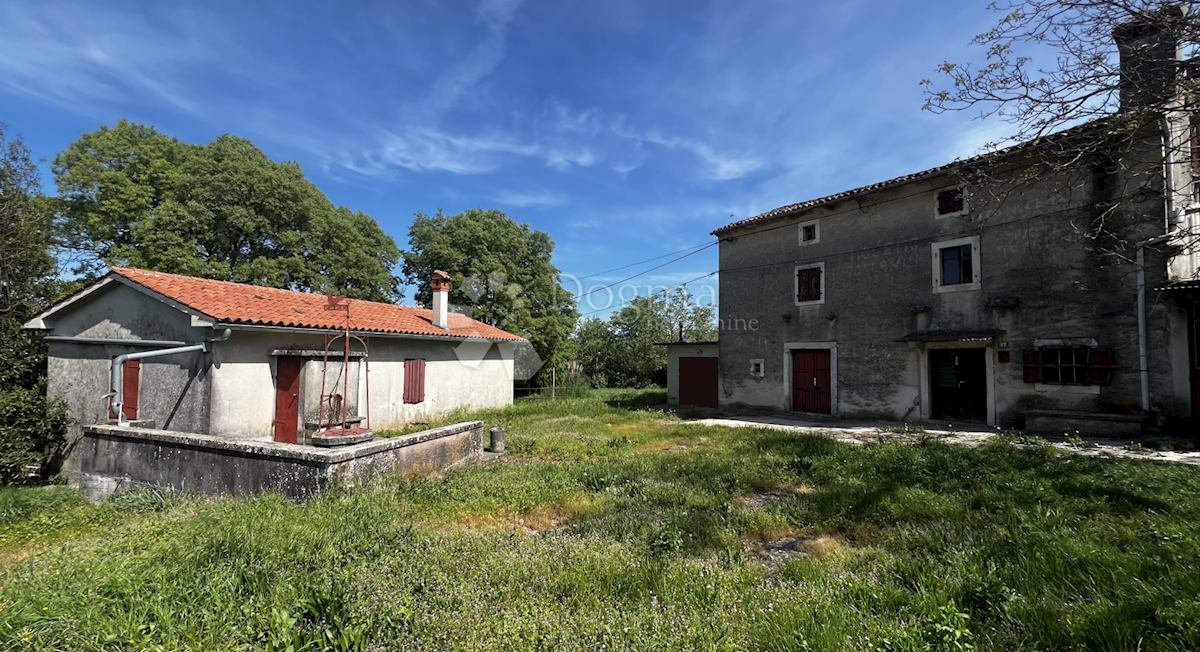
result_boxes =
[24,267,524,476]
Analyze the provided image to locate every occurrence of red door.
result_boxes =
[109,359,140,420]
[792,349,831,414]
[678,357,718,408]
[273,356,302,443]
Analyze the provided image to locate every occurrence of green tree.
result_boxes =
[0,125,68,484]
[575,288,716,388]
[402,208,578,382]
[52,120,401,302]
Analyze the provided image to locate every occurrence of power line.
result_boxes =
[579,271,717,317]
[572,241,717,281]
[573,242,718,301]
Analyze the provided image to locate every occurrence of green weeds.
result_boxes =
[2,389,1199,650]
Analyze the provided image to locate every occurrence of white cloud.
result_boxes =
[0,2,214,115]
[494,189,566,208]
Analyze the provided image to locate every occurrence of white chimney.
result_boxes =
[431,270,450,329]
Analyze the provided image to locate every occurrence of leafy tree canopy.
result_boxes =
[402,208,579,382]
[574,289,716,388]
[52,120,401,302]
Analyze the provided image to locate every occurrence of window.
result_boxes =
[403,358,426,403]
[109,358,140,420]
[794,263,825,305]
[935,187,968,218]
[1023,347,1114,386]
[798,219,820,245]
[931,236,981,293]
[749,359,764,377]
[941,244,972,285]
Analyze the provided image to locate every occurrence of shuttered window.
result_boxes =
[1022,347,1114,386]
[403,358,426,404]
[109,359,140,419]
[796,266,822,303]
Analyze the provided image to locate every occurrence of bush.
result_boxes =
[0,384,69,485]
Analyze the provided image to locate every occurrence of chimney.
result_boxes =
[1113,4,1185,111]
[431,270,450,329]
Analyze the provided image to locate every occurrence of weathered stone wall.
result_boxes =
[76,421,485,500]
[717,136,1190,424]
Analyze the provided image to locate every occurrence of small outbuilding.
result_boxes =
[658,341,720,409]
[24,267,524,488]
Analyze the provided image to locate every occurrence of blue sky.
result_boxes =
[0,0,1018,317]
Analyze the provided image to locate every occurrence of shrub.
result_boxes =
[0,384,69,485]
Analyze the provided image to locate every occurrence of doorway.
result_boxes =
[273,356,302,443]
[678,357,718,408]
[929,348,987,422]
[792,349,832,414]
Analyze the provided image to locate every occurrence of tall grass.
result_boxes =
[2,389,1198,650]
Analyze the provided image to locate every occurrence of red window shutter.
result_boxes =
[1022,350,1042,383]
[404,359,426,404]
[110,359,140,419]
[937,189,964,215]
[797,268,821,302]
[1090,348,1115,386]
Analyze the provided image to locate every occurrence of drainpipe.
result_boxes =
[1136,230,1180,413]
[109,329,231,427]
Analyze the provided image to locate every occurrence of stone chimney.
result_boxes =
[431,270,450,330]
[1113,4,1186,111]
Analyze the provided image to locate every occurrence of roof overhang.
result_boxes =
[895,329,1004,344]
[218,321,527,343]
[1155,279,1200,291]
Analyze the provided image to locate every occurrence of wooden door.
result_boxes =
[792,349,831,414]
[930,349,987,422]
[678,357,718,408]
[273,356,302,443]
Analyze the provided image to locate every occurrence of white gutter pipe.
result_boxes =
[1136,229,1180,413]
[109,329,231,426]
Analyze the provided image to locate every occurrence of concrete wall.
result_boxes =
[77,421,485,500]
[209,329,514,439]
[43,282,214,475]
[717,136,1191,425]
[664,343,720,404]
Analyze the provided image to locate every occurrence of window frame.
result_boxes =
[931,235,981,293]
[1023,344,1114,388]
[934,186,969,219]
[794,262,825,306]
[797,219,820,246]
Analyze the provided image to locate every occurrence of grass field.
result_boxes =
[2,388,1199,651]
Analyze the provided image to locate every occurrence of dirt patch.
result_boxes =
[749,534,848,564]
[734,484,814,509]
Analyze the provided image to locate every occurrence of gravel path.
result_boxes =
[692,415,1200,467]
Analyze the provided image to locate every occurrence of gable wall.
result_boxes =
[43,283,214,476]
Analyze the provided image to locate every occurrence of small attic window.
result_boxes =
[798,219,819,245]
[935,187,967,218]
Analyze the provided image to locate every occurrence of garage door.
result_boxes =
[678,357,718,408]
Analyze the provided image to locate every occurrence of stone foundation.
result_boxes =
[1024,409,1146,438]
[76,421,484,501]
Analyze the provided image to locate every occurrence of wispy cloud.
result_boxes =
[0,2,213,115]
[494,189,566,208]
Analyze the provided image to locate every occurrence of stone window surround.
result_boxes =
[794,262,826,306]
[798,218,820,246]
[934,185,970,219]
[931,235,981,293]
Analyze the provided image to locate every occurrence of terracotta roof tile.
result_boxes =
[110,267,525,342]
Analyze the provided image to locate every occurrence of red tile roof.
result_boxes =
[110,267,525,341]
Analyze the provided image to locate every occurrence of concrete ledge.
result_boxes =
[1025,410,1146,438]
[77,421,484,501]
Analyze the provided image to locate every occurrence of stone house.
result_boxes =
[23,267,523,477]
[711,18,1200,430]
